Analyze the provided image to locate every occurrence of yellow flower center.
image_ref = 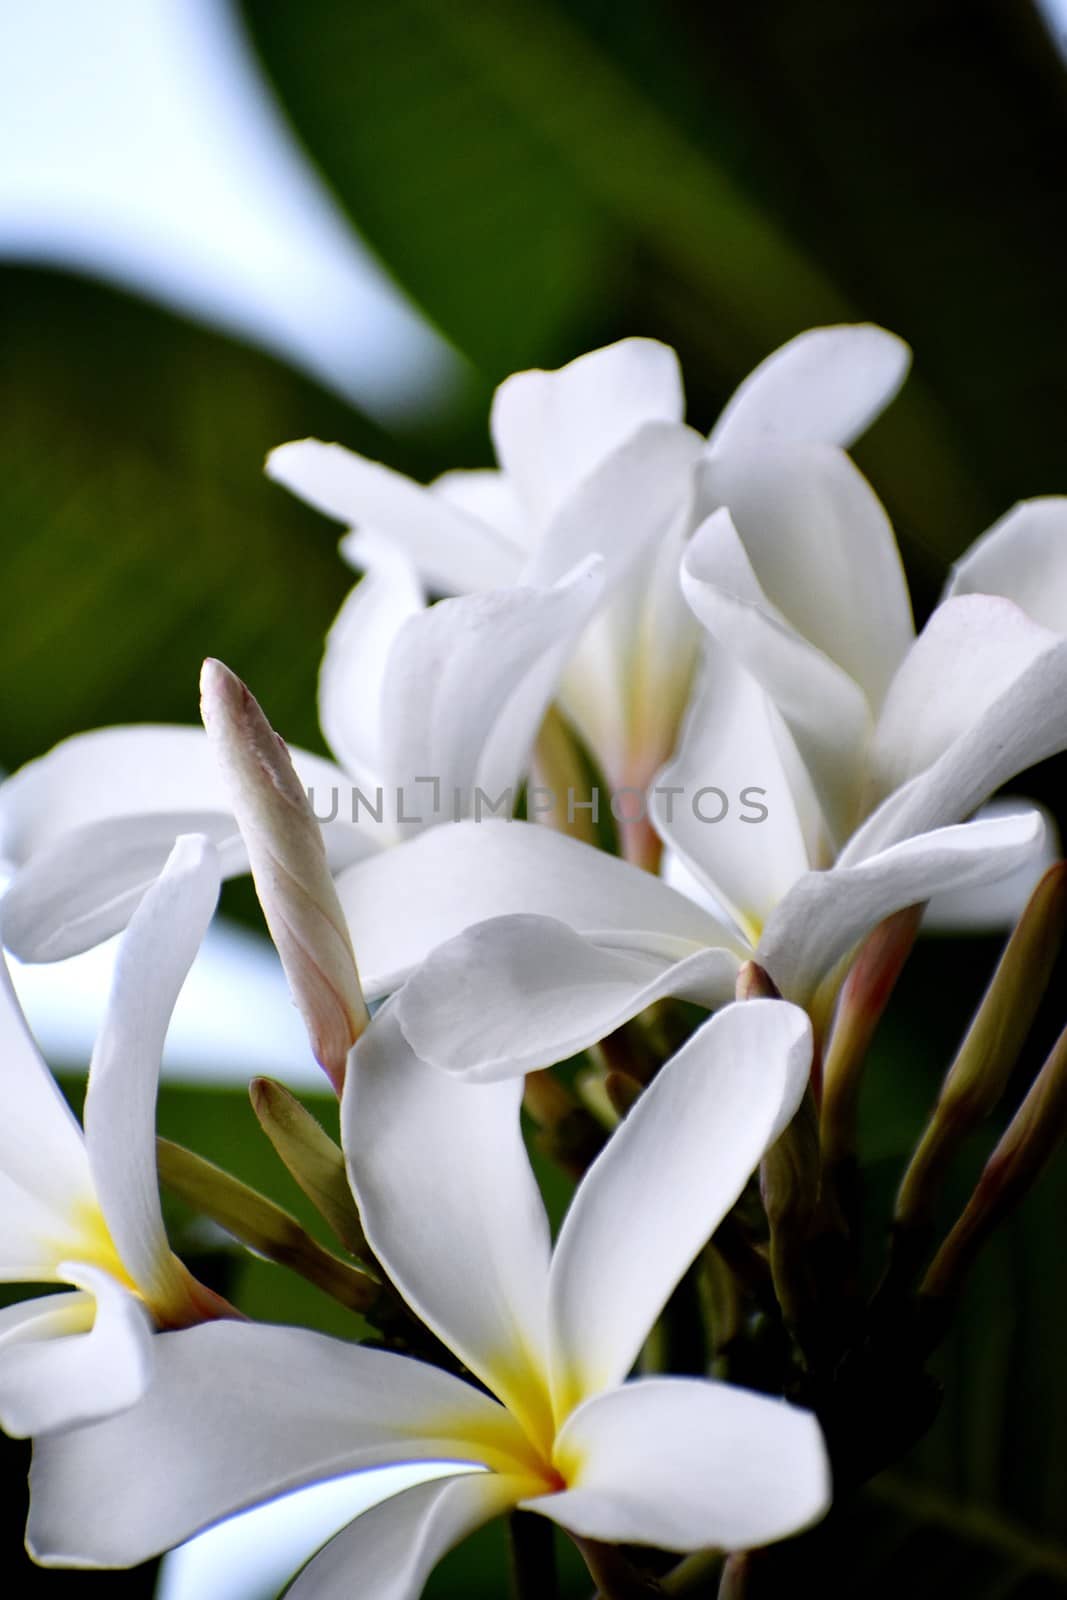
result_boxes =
[42,1197,139,1295]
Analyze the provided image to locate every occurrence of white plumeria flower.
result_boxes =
[0,834,231,1439]
[27,1000,830,1592]
[350,480,1065,1078]
[329,793,1043,1080]
[683,472,1067,874]
[268,327,909,864]
[0,559,603,964]
[269,341,702,848]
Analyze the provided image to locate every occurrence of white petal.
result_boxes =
[0,951,94,1240]
[287,1471,528,1600]
[847,614,1067,863]
[553,608,629,793]
[681,508,873,844]
[620,505,704,776]
[522,424,702,794]
[0,728,361,962]
[529,1376,830,1551]
[759,810,1046,1004]
[318,544,426,793]
[0,1266,153,1438]
[945,497,1067,630]
[869,594,1063,800]
[555,491,703,796]
[380,561,603,821]
[431,468,525,547]
[267,440,523,591]
[155,1468,459,1600]
[520,423,701,588]
[0,1290,89,1347]
[343,1007,554,1447]
[335,820,727,999]
[490,339,685,526]
[710,323,910,453]
[28,1320,530,1568]
[651,649,823,944]
[396,915,738,1081]
[547,1001,812,1414]
[0,726,232,868]
[0,1172,91,1281]
[696,444,913,714]
[0,725,345,867]
[83,836,219,1313]
[922,800,1060,932]
[1,817,238,965]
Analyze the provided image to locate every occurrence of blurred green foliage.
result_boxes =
[2,0,1067,1593]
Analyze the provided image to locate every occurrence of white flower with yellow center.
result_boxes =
[28,1000,829,1594]
[0,833,231,1438]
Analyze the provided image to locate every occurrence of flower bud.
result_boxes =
[761,1089,820,1332]
[249,1076,368,1258]
[157,1138,378,1313]
[200,658,368,1093]
[923,1016,1067,1303]
[735,960,782,1002]
[602,1067,643,1120]
[820,904,923,1169]
[897,862,1067,1229]
[523,1069,608,1178]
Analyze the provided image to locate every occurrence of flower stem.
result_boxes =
[577,1537,664,1597]
[509,1511,559,1600]
[662,1548,724,1594]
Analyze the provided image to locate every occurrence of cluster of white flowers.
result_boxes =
[1,325,1066,1597]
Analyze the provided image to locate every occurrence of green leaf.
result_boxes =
[0,266,387,774]
[240,0,995,557]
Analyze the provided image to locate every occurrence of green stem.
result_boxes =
[662,1547,724,1594]
[509,1511,559,1600]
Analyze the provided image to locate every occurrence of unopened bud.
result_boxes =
[603,1068,643,1120]
[922,1016,1067,1303]
[820,905,923,1169]
[249,1077,368,1259]
[156,1138,378,1313]
[735,960,781,1002]
[200,658,368,1093]
[523,1069,607,1178]
[760,1089,820,1333]
[897,862,1067,1229]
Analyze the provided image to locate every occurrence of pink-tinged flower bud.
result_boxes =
[820,904,924,1168]
[200,658,368,1093]
[735,960,782,1002]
